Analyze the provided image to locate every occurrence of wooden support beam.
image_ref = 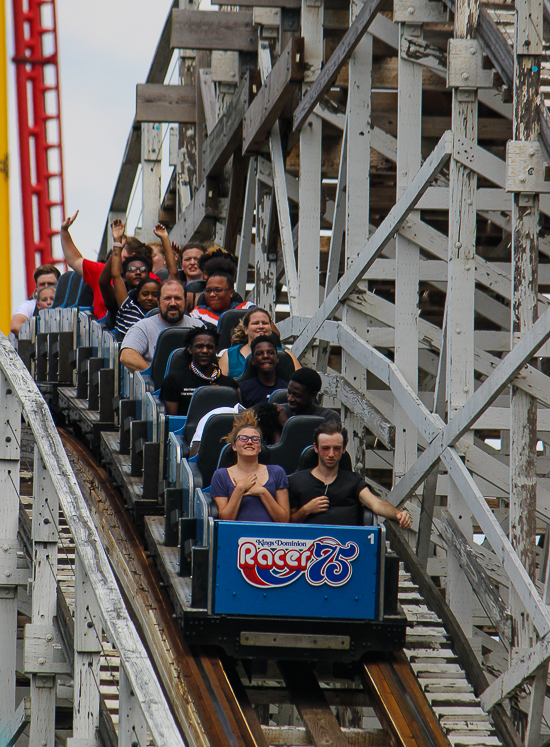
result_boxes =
[293,0,384,132]
[217,0,301,7]
[292,130,452,358]
[0,698,31,747]
[169,178,218,245]
[440,509,511,644]
[320,373,395,449]
[243,37,304,152]
[202,72,259,179]
[171,9,258,52]
[135,84,196,123]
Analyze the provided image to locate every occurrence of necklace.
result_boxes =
[190,361,221,382]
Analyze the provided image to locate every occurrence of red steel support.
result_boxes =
[12,0,65,295]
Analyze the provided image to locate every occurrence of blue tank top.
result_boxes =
[226,345,247,377]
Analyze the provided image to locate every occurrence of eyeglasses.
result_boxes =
[236,435,261,444]
[205,287,230,295]
[127,265,148,273]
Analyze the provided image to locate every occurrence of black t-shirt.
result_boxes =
[239,377,289,408]
[288,469,367,526]
[281,403,341,423]
[160,367,239,415]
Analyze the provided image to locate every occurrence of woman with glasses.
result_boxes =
[211,410,290,522]
[99,222,178,334]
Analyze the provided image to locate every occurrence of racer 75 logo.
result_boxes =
[237,536,360,588]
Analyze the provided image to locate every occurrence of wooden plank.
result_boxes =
[136,84,196,124]
[170,178,218,245]
[293,0,384,132]
[261,726,389,746]
[171,9,258,52]
[243,37,304,152]
[0,697,31,747]
[217,0,301,7]
[202,72,259,179]
[278,661,348,747]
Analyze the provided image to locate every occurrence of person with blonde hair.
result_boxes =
[210,410,289,522]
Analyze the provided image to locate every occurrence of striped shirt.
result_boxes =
[115,296,147,336]
[190,301,255,327]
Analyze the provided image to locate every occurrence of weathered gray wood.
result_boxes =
[217,0,301,7]
[320,373,395,449]
[243,37,304,152]
[293,0,384,132]
[292,130,453,358]
[169,178,218,245]
[439,509,511,644]
[135,84,196,123]
[0,336,186,747]
[0,698,31,747]
[202,72,259,179]
[171,9,258,52]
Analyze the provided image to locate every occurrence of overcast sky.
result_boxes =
[8,0,175,310]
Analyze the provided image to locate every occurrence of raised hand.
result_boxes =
[61,211,79,231]
[111,218,126,243]
[153,223,169,239]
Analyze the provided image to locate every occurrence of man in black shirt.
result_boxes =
[161,327,239,415]
[281,368,340,423]
[239,336,289,407]
[289,421,412,527]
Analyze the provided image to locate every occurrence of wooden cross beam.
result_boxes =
[291,130,453,359]
[171,9,258,52]
[293,0,384,132]
[169,178,218,245]
[135,84,196,123]
[243,37,304,152]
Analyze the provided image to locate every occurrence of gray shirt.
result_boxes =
[121,313,204,364]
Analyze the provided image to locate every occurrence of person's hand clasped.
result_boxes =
[396,510,412,530]
[236,473,257,495]
[307,496,330,514]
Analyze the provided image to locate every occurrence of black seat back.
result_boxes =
[267,415,324,474]
[297,445,353,472]
[184,279,206,294]
[238,349,295,383]
[74,276,94,308]
[197,413,236,487]
[52,271,73,308]
[146,308,160,318]
[151,327,193,390]
[217,442,271,470]
[269,388,288,404]
[155,269,169,281]
[184,386,240,444]
[217,309,249,350]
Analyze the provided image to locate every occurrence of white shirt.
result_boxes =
[191,404,245,445]
[14,298,36,319]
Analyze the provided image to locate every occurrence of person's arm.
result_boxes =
[189,441,200,457]
[218,350,230,376]
[98,257,119,315]
[110,220,129,307]
[213,473,257,520]
[358,487,412,529]
[153,224,178,279]
[60,211,84,275]
[290,495,329,523]
[164,401,179,416]
[120,348,149,372]
[248,486,289,523]
[10,313,30,336]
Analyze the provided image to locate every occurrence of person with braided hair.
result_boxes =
[160,327,239,416]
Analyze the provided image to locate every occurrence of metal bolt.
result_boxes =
[463,386,469,393]
[5,571,11,577]
[249,36,255,44]
[455,328,461,334]
[5,437,10,443]
[87,621,94,628]
[38,657,46,665]
[2,545,8,552]
[465,263,471,271]
[45,634,53,642]
[407,6,415,12]
[529,149,535,156]
[455,241,461,248]
[462,72,469,80]
[519,176,526,183]
[470,47,476,55]
[43,518,50,525]
[5,388,11,395]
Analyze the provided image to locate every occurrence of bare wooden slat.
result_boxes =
[243,37,304,152]
[293,0,384,132]
[217,0,301,7]
[202,72,259,179]
[135,84,196,123]
[171,9,258,52]
[169,178,218,245]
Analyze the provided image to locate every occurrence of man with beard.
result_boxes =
[120,279,204,372]
[161,327,238,416]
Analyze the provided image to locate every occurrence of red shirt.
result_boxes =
[82,259,160,319]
